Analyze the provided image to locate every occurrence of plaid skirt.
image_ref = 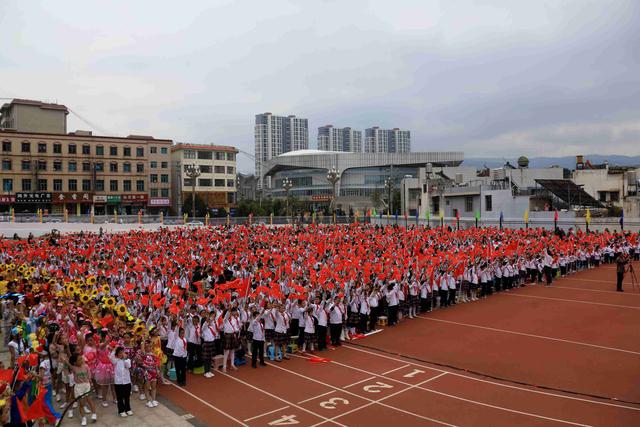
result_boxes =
[409,294,419,307]
[347,310,359,326]
[223,333,240,350]
[265,329,275,342]
[304,332,317,346]
[461,281,470,292]
[470,282,478,290]
[202,340,215,361]
[275,332,288,348]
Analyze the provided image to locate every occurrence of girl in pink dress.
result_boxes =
[93,339,115,407]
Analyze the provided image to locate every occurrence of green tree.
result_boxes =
[182,194,207,217]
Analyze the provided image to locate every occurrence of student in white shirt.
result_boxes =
[328,296,344,346]
[301,307,316,353]
[248,311,266,368]
[172,328,188,386]
[110,346,133,418]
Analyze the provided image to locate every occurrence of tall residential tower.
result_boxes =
[317,125,362,153]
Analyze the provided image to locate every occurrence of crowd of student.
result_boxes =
[0,224,637,425]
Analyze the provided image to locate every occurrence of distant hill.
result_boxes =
[463,155,640,170]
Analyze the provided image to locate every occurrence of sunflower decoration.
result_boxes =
[28,266,36,275]
[133,320,146,336]
[0,281,7,295]
[115,303,128,317]
[101,284,110,294]
[17,265,27,274]
[86,276,97,286]
[48,278,57,286]
[55,290,65,298]
[90,289,98,298]
[103,296,116,310]
[23,271,31,280]
[67,284,77,296]
[80,293,91,305]
[0,264,6,272]
[6,263,15,272]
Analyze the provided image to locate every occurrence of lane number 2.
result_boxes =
[363,381,393,393]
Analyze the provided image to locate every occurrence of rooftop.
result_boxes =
[171,142,238,153]
[1,98,69,113]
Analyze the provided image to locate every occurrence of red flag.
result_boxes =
[24,386,58,424]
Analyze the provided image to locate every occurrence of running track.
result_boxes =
[160,262,640,426]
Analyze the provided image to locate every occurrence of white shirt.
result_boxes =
[249,319,265,341]
[109,352,132,384]
[172,336,188,358]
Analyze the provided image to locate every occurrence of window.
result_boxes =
[183,178,193,186]
[1,159,11,171]
[37,179,48,191]
[197,151,212,160]
[214,166,225,174]
[38,143,47,153]
[37,160,47,171]
[123,147,131,157]
[123,180,132,192]
[1,140,11,152]
[160,147,168,154]
[21,142,30,153]
[110,146,117,156]
[215,152,225,161]
[150,161,157,168]
[53,143,62,154]
[199,165,212,173]
[150,189,159,197]
[68,161,77,172]
[161,161,168,169]
[95,180,104,192]
[150,146,157,154]
[2,179,12,192]
[96,145,104,156]
[82,162,91,172]
[109,162,118,172]
[136,180,145,191]
[160,174,168,183]
[198,179,212,187]
[22,179,31,191]
[82,145,90,155]
[82,179,91,191]
[123,163,131,172]
[161,188,169,197]
[215,179,225,187]
[95,162,104,172]
[136,147,144,157]
[226,152,235,161]
[136,163,144,173]
[53,160,62,171]
[485,195,492,211]
[227,179,235,188]
[68,144,76,154]
[184,150,196,159]
[227,166,235,174]
[610,191,620,202]
[598,192,607,202]
[465,196,473,212]
[150,174,158,183]
[110,180,118,192]
[68,179,77,191]
[53,179,62,191]
[21,160,31,171]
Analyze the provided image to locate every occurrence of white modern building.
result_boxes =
[364,127,410,153]
[254,113,308,189]
[318,125,362,153]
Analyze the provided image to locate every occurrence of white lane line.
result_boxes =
[297,390,335,404]
[309,373,453,427]
[415,316,640,356]
[342,344,640,412]
[265,359,455,426]
[501,292,640,309]
[169,383,248,426]
[544,285,640,296]
[382,364,410,375]
[244,405,290,422]
[343,376,376,389]
[219,371,348,427]
[304,353,592,426]
[562,277,634,285]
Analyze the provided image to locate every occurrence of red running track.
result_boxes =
[160,263,640,426]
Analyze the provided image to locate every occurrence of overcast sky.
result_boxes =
[1,0,639,172]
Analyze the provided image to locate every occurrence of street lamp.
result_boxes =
[184,164,201,221]
[326,167,341,222]
[384,177,393,216]
[282,177,293,223]
[236,175,241,203]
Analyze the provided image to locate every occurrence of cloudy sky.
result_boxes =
[1,0,639,172]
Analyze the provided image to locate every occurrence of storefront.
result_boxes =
[0,195,15,214]
[121,193,148,214]
[147,197,170,214]
[93,195,107,215]
[14,192,52,214]
[52,192,93,215]
[106,195,121,215]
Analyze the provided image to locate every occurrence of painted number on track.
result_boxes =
[403,369,425,378]
[319,397,349,409]
[268,415,299,425]
[363,381,393,393]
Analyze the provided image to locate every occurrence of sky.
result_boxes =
[1,0,639,173]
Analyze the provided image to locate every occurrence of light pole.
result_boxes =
[384,177,393,216]
[326,167,341,223]
[424,163,433,225]
[184,164,201,221]
[236,175,241,203]
[282,177,293,223]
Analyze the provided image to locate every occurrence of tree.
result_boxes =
[182,194,207,217]
[370,189,386,210]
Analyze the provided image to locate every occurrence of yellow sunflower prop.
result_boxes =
[103,297,116,309]
[87,276,97,286]
[115,304,128,317]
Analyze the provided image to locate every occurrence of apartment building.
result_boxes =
[170,143,238,214]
